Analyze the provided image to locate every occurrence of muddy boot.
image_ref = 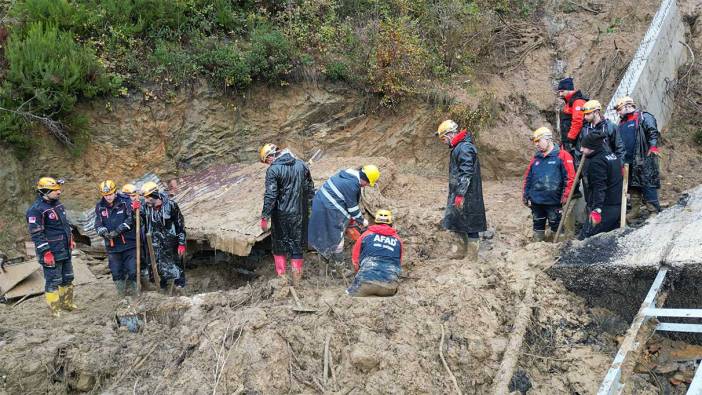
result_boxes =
[645,201,661,216]
[465,238,479,261]
[626,191,642,223]
[45,291,61,318]
[125,280,138,296]
[59,285,78,311]
[114,280,126,298]
[532,230,545,242]
[447,233,468,259]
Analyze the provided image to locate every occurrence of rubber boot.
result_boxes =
[291,259,303,287]
[645,201,661,216]
[59,285,78,311]
[273,255,287,276]
[114,280,126,298]
[45,291,61,318]
[465,238,479,261]
[125,280,138,296]
[532,230,545,242]
[448,233,468,259]
[626,191,642,223]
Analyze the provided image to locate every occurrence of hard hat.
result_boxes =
[532,127,553,142]
[582,100,602,114]
[361,164,380,187]
[141,181,159,197]
[374,209,393,225]
[121,183,137,194]
[435,120,458,139]
[615,96,635,110]
[259,143,278,163]
[99,180,117,196]
[36,177,61,191]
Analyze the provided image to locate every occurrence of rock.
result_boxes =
[654,362,678,374]
[350,345,379,372]
[70,372,96,392]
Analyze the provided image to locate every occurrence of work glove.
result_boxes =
[96,227,108,237]
[362,218,369,228]
[70,236,76,251]
[260,218,269,231]
[647,146,660,156]
[522,197,531,207]
[43,251,55,267]
[177,245,186,256]
[454,195,464,209]
[131,200,141,210]
[560,195,568,206]
[589,210,602,226]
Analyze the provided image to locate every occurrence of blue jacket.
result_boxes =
[94,193,137,253]
[308,169,364,256]
[347,225,403,294]
[522,146,575,205]
[26,196,72,264]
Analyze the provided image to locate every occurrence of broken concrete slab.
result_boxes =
[1,258,97,300]
[548,186,702,321]
[75,156,396,257]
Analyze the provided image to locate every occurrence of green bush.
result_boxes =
[694,129,702,147]
[0,22,116,153]
[324,60,350,82]
[197,44,252,90]
[150,41,200,85]
[246,25,294,83]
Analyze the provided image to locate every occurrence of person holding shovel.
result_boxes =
[94,180,138,297]
[522,127,575,242]
[615,96,662,220]
[579,131,623,239]
[26,177,76,317]
[435,119,486,261]
[141,181,187,293]
[259,143,315,287]
[347,209,403,297]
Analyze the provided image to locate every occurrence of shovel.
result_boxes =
[289,286,317,313]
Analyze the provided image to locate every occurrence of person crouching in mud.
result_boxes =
[347,209,403,297]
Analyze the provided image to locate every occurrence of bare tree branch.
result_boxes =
[0,105,74,147]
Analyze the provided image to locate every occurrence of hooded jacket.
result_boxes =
[582,146,623,210]
[560,90,589,143]
[27,196,73,264]
[618,110,661,189]
[522,146,575,205]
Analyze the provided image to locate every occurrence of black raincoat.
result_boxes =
[262,151,315,256]
[574,119,626,167]
[143,193,186,283]
[442,133,487,234]
[618,111,660,189]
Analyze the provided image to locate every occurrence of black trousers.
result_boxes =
[579,205,621,239]
[531,204,562,232]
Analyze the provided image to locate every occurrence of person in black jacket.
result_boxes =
[26,177,76,317]
[259,143,315,286]
[141,181,187,293]
[615,96,662,219]
[95,180,138,297]
[435,119,487,260]
[579,131,623,239]
[577,100,626,166]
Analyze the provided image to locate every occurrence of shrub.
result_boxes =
[150,41,200,85]
[1,22,116,153]
[694,129,702,147]
[323,60,350,82]
[246,25,294,83]
[197,44,252,90]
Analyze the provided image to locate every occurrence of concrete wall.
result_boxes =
[604,0,687,130]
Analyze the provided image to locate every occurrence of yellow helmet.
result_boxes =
[615,96,635,110]
[532,127,553,142]
[99,180,117,196]
[259,143,278,163]
[374,209,393,225]
[361,164,380,187]
[141,181,159,197]
[36,177,61,191]
[435,119,458,139]
[121,183,137,194]
[582,100,602,114]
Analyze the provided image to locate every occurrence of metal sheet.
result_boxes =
[645,308,702,318]
[656,323,702,333]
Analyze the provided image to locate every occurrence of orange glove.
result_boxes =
[70,237,76,250]
[454,195,464,209]
[177,245,186,256]
[260,218,268,231]
[131,200,141,210]
[589,210,602,225]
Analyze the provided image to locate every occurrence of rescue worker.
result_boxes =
[26,177,76,317]
[435,120,487,260]
[141,181,187,292]
[578,100,626,165]
[522,127,575,241]
[347,209,403,297]
[557,77,589,159]
[122,183,152,287]
[259,143,315,286]
[308,164,380,263]
[615,96,661,218]
[94,180,138,297]
[579,131,623,239]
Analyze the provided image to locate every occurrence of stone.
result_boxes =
[350,345,379,372]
